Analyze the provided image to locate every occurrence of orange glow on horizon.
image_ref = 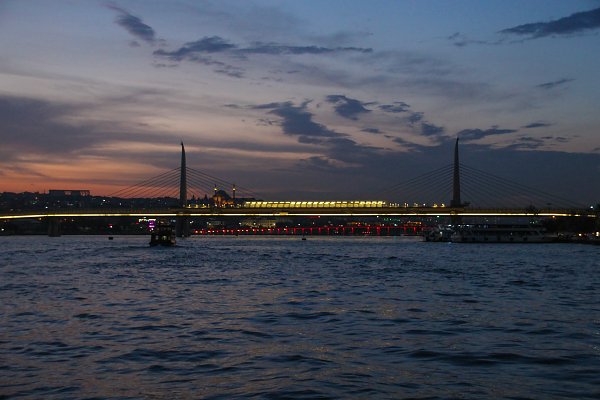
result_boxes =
[1,157,174,196]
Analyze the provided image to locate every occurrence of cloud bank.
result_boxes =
[108,4,157,45]
[500,7,600,39]
[536,78,574,90]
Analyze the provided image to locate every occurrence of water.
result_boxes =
[1,235,598,399]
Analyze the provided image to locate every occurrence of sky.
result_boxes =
[1,0,599,205]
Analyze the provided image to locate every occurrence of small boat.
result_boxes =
[450,224,551,243]
[150,221,176,246]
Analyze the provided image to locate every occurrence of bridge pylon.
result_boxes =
[176,142,190,237]
[179,141,187,208]
[450,137,462,225]
[451,137,461,208]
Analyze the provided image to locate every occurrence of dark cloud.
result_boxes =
[107,5,156,44]
[505,136,545,150]
[153,36,370,78]
[390,136,423,151]
[503,135,574,151]
[391,136,411,146]
[253,101,341,138]
[540,136,570,144]
[408,112,424,124]
[379,102,411,113]
[362,128,382,134]
[421,122,445,137]
[297,135,325,145]
[536,78,574,90]
[0,95,93,156]
[377,102,432,134]
[326,137,362,150]
[312,137,383,167]
[298,156,338,170]
[500,7,600,38]
[451,8,600,47]
[325,95,371,120]
[457,127,517,142]
[523,122,552,129]
[249,97,445,162]
[0,94,177,167]
[250,102,290,110]
[154,40,244,77]
[447,32,500,47]
[153,36,476,103]
[153,37,236,60]
[248,100,386,168]
[241,43,372,55]
[154,36,370,62]
[214,67,244,79]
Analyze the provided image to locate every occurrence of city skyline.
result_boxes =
[1,0,599,204]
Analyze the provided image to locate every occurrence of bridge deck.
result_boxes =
[0,206,594,219]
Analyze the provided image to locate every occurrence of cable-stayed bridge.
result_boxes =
[1,141,596,236]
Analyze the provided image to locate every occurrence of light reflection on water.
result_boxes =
[1,235,599,399]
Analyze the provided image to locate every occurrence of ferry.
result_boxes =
[450,224,551,243]
[149,220,176,246]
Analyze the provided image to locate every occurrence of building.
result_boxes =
[48,190,91,197]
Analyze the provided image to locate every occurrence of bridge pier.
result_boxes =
[47,217,61,237]
[175,215,190,238]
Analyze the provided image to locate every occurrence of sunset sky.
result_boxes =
[1,0,599,204]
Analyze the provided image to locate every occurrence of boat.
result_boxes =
[450,224,551,243]
[149,220,176,246]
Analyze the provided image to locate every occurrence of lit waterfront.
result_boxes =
[1,235,598,399]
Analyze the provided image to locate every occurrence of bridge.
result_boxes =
[1,140,596,236]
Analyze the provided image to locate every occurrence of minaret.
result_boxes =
[179,142,187,208]
[232,184,236,202]
[451,137,461,207]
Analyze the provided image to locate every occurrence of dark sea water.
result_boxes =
[0,235,599,399]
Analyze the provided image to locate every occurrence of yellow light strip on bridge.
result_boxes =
[0,213,177,219]
[243,200,389,208]
[0,211,594,219]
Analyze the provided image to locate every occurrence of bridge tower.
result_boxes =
[179,141,187,208]
[176,142,190,237]
[451,137,461,208]
[450,137,463,226]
